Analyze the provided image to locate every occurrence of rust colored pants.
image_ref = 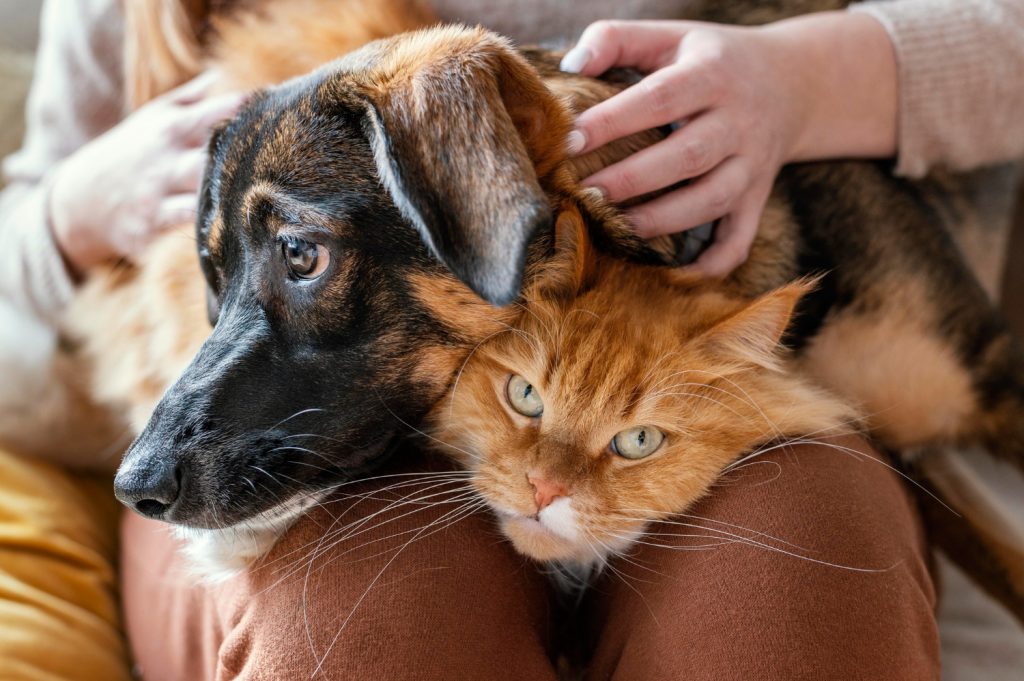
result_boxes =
[122,437,940,680]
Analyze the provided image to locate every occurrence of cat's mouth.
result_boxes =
[494,498,588,562]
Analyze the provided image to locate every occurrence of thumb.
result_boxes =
[560,20,691,77]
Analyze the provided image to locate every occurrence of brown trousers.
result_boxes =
[122,436,939,680]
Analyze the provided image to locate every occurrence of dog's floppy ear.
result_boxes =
[360,26,571,305]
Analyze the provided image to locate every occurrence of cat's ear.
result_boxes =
[701,281,813,370]
[525,204,599,301]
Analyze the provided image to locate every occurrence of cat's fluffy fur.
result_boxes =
[428,218,859,566]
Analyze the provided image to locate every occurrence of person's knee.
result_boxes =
[221,462,558,680]
[587,436,940,680]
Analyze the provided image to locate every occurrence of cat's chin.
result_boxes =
[500,514,595,564]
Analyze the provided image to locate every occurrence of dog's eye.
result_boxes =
[281,237,330,280]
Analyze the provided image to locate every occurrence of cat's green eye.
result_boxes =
[506,374,543,417]
[611,426,665,460]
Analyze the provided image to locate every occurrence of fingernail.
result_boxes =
[566,129,586,155]
[583,184,607,200]
[560,46,592,74]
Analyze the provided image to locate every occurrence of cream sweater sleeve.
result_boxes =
[0,0,123,324]
[851,0,1024,178]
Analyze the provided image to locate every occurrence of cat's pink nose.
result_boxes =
[527,473,568,511]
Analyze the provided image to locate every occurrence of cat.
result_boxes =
[428,219,860,568]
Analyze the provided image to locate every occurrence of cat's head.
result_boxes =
[429,223,856,566]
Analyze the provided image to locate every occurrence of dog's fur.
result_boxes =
[5,0,1024,615]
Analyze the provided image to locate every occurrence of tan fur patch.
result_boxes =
[407,271,516,339]
[800,310,976,448]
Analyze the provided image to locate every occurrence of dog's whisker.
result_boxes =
[254,479,477,583]
[262,408,327,435]
[307,497,488,676]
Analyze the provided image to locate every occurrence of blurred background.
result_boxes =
[0,0,41,164]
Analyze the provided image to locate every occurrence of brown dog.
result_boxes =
[8,0,1024,616]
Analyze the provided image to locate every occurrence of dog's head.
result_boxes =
[113,26,666,530]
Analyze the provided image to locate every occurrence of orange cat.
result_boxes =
[428,222,858,567]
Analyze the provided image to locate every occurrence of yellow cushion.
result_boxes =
[0,449,131,681]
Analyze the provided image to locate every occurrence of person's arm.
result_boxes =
[851,0,1024,178]
[0,0,245,325]
[563,1,1024,277]
[561,13,898,277]
[0,0,125,322]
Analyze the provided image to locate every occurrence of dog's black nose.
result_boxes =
[114,460,182,519]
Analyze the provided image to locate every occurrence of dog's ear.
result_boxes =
[360,27,572,305]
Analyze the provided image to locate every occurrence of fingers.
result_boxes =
[626,157,749,239]
[583,114,735,201]
[560,21,690,76]
[569,61,716,155]
[155,193,200,232]
[690,187,769,278]
[167,148,207,193]
[179,92,248,145]
[166,69,224,105]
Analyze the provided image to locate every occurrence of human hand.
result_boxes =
[50,71,247,276]
[562,14,896,276]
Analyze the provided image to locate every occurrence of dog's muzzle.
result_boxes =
[114,454,182,519]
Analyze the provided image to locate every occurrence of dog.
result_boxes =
[5,0,1024,617]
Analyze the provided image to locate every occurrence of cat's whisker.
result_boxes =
[582,532,661,622]
[302,495,484,575]
[724,436,958,515]
[591,534,670,579]
[642,368,794,442]
[640,378,786,441]
[605,530,736,552]
[261,489,482,599]
[253,476,476,578]
[241,477,477,584]
[615,508,809,551]
[294,483,478,564]
[307,497,488,676]
[303,486,480,556]
[606,509,806,552]
[370,386,485,463]
[687,369,789,438]
[627,532,891,573]
[447,322,536,421]
[634,351,686,392]
[608,508,891,572]
[642,389,754,428]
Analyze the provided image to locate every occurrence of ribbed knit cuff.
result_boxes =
[1,178,75,324]
[850,0,1024,178]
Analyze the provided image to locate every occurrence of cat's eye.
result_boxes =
[611,426,664,460]
[506,374,543,417]
[281,237,330,280]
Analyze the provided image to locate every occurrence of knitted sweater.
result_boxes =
[2,0,1022,321]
